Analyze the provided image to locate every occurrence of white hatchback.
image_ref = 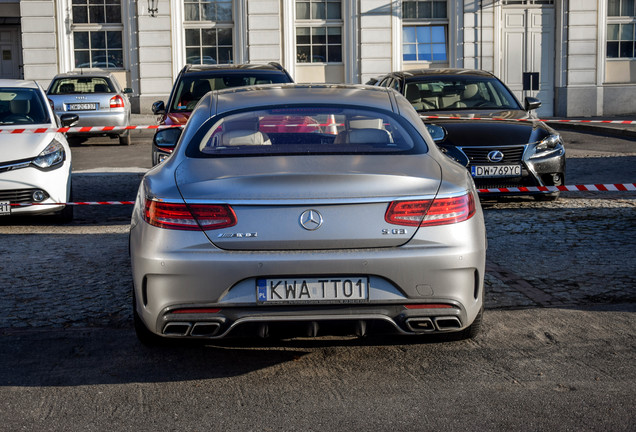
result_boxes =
[0,79,78,221]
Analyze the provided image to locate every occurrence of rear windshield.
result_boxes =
[48,77,114,94]
[186,107,425,157]
[0,88,50,125]
[171,73,291,112]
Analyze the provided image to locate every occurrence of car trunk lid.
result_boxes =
[174,155,442,250]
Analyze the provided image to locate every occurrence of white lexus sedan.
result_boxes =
[0,79,78,221]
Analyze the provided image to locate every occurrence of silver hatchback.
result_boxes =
[47,72,132,145]
[130,84,486,344]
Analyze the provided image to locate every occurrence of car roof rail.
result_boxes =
[268,62,285,71]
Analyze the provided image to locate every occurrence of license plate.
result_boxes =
[471,165,521,178]
[257,277,369,304]
[0,201,10,215]
[67,103,97,111]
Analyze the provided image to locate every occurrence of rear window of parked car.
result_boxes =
[187,107,426,157]
[48,78,114,94]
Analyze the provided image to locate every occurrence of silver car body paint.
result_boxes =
[130,84,486,340]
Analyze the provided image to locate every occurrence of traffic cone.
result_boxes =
[325,114,338,135]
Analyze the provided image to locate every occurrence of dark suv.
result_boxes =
[151,63,294,165]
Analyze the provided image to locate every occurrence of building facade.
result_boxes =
[2,0,635,117]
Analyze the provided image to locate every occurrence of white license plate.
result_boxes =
[67,103,97,111]
[0,201,10,215]
[257,277,369,304]
[471,165,521,178]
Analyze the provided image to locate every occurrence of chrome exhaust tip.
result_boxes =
[405,317,435,332]
[190,322,221,337]
[163,322,192,336]
[434,316,462,331]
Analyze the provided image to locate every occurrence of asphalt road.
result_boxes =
[0,128,634,431]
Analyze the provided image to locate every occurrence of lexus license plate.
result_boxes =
[257,277,369,304]
[0,201,10,215]
[67,103,97,111]
[471,165,521,178]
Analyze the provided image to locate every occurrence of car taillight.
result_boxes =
[385,193,476,227]
[110,95,125,108]
[143,200,236,231]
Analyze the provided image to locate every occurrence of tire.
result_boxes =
[119,131,131,146]
[52,186,74,223]
[534,192,559,202]
[444,308,483,341]
[460,307,483,339]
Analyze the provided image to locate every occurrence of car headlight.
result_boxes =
[32,140,65,169]
[530,134,563,159]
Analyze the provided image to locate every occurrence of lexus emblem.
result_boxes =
[299,209,323,231]
[487,150,504,163]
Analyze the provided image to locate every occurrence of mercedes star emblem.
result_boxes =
[299,209,323,231]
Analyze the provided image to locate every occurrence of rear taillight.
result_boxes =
[385,193,476,227]
[110,95,125,108]
[143,200,236,231]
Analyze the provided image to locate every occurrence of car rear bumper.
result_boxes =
[130,212,487,338]
[56,110,130,134]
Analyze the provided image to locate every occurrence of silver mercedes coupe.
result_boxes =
[130,84,486,344]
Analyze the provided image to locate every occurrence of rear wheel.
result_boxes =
[443,308,483,341]
[119,131,131,146]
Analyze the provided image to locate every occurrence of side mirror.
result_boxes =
[525,97,542,111]
[152,100,166,115]
[153,127,182,149]
[425,123,446,143]
[123,88,133,94]
[60,113,79,128]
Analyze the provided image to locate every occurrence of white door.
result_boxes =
[0,26,22,79]
[501,6,555,117]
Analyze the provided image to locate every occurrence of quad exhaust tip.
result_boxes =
[405,316,462,333]
[163,321,222,337]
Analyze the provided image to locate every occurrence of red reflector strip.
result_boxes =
[404,304,454,309]
[171,308,221,314]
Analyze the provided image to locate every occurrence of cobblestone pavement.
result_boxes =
[1,170,634,329]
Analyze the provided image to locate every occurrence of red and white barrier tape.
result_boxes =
[0,125,179,134]
[7,184,636,207]
[420,115,636,124]
[10,201,135,207]
[0,117,634,134]
[478,183,636,194]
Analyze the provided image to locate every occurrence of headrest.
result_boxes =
[405,85,421,102]
[60,83,75,93]
[463,84,479,99]
[222,130,271,146]
[10,99,30,116]
[192,80,212,97]
[348,128,391,145]
[94,83,109,93]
